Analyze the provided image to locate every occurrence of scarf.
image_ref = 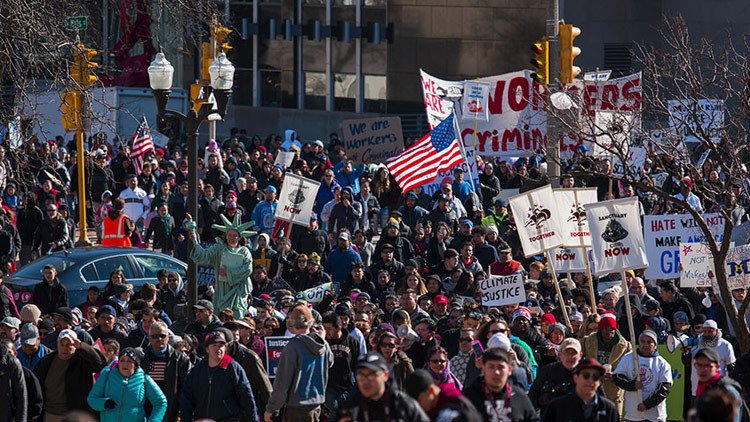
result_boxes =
[160,213,172,236]
[597,330,622,353]
[696,371,722,397]
[426,359,463,390]
[700,332,721,349]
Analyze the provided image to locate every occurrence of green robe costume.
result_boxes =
[187,214,255,318]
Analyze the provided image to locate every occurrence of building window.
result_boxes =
[261,70,282,107]
[603,43,633,77]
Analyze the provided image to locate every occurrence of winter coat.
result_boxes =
[374,234,414,265]
[34,342,107,415]
[87,365,167,422]
[17,205,44,246]
[159,278,187,321]
[337,384,430,422]
[0,346,27,422]
[464,377,539,422]
[582,331,632,412]
[291,227,330,259]
[140,345,192,422]
[226,341,273,415]
[324,246,363,286]
[327,201,363,234]
[180,354,257,422]
[32,216,69,253]
[0,284,20,320]
[32,278,68,316]
[22,366,43,422]
[544,391,619,422]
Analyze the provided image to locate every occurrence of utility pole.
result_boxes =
[546,0,561,187]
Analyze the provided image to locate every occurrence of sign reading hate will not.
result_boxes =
[342,116,404,163]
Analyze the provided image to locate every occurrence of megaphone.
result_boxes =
[666,332,691,353]
[397,325,419,343]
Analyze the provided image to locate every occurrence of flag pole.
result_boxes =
[450,106,476,192]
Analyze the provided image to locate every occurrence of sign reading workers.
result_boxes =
[643,213,725,279]
[342,116,404,163]
[480,273,525,307]
[275,173,320,226]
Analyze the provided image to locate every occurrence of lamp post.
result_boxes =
[147,52,235,320]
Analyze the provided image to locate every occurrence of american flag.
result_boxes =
[129,117,154,175]
[387,114,464,194]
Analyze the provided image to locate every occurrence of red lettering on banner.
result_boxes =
[502,129,522,151]
[282,205,301,214]
[508,77,529,112]
[421,77,435,94]
[600,84,619,110]
[424,93,445,114]
[621,78,642,111]
[604,247,630,257]
[489,80,506,115]
[650,219,676,232]
[557,252,576,260]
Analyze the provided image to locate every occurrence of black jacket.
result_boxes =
[226,341,273,415]
[141,345,192,422]
[144,214,177,252]
[184,317,223,356]
[32,216,69,253]
[529,361,576,415]
[543,391,619,422]
[34,342,107,416]
[180,355,257,422]
[337,384,430,422]
[31,279,68,316]
[0,347,27,422]
[291,227,330,259]
[17,205,44,246]
[22,366,43,422]
[463,378,539,422]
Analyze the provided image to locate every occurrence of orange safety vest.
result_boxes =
[102,214,132,247]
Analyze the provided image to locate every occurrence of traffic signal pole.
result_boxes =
[546,0,561,187]
[75,127,90,245]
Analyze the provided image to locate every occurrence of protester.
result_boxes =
[405,368,482,421]
[544,358,619,422]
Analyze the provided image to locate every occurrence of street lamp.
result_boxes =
[147,51,234,320]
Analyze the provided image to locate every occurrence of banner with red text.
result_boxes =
[419,70,642,159]
[554,188,598,247]
[585,197,648,275]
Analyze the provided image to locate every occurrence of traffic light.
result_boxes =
[559,23,581,84]
[214,26,233,54]
[61,90,82,132]
[530,37,549,85]
[201,41,212,83]
[72,43,98,87]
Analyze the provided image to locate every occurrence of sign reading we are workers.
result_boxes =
[509,185,564,257]
[275,173,320,225]
[342,116,404,163]
[585,197,648,275]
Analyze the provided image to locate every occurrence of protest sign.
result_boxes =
[300,282,332,304]
[480,273,525,306]
[460,81,490,121]
[275,173,320,225]
[586,110,636,159]
[726,245,750,290]
[643,213,724,279]
[274,150,296,168]
[342,116,404,163]
[509,185,564,257]
[668,99,724,143]
[612,144,647,177]
[679,242,715,288]
[554,188,597,247]
[265,336,293,378]
[585,197,648,275]
[551,247,593,273]
[419,143,479,196]
[420,70,642,159]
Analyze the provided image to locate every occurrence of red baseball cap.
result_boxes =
[434,295,448,305]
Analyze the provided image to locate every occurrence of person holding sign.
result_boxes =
[613,330,673,422]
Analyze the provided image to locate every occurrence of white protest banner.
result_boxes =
[668,99,724,143]
[419,144,479,196]
[342,116,404,163]
[726,245,750,290]
[509,185,564,257]
[585,197,648,275]
[612,144,647,177]
[551,247,592,273]
[554,188,597,247]
[643,213,725,279]
[480,273,526,306]
[679,242,716,288]
[584,110,637,159]
[420,70,642,159]
[274,150,296,168]
[420,69,463,129]
[461,81,490,121]
[301,282,332,304]
[275,173,320,225]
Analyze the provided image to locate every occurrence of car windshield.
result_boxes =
[14,256,77,278]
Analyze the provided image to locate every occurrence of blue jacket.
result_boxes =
[334,162,366,195]
[180,354,257,422]
[251,200,278,234]
[314,180,340,215]
[324,246,362,286]
[17,344,49,370]
[87,365,167,422]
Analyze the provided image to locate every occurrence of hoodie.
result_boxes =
[266,331,333,413]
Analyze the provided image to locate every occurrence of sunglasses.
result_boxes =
[430,359,447,364]
[579,372,602,382]
[150,334,167,340]
[381,343,397,349]
[460,337,473,343]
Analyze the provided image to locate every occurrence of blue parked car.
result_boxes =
[6,247,187,309]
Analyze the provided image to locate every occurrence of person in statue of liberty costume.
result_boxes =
[185,213,256,318]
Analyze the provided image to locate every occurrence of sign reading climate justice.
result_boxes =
[480,273,526,307]
[585,197,648,275]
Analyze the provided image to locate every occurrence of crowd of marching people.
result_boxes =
[0,128,749,421]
